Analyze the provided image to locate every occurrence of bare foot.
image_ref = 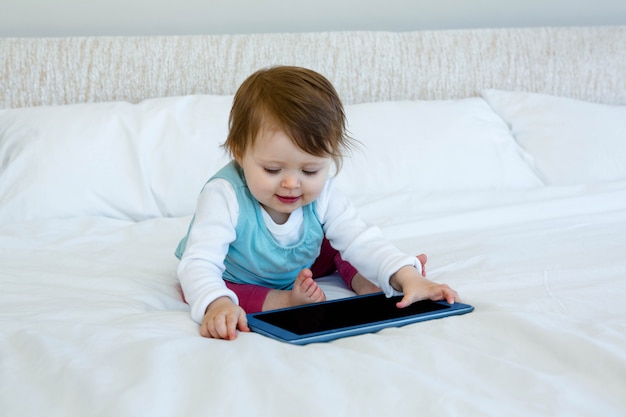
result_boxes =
[351,254,428,295]
[417,254,427,276]
[291,268,326,305]
[351,273,382,295]
[261,268,326,311]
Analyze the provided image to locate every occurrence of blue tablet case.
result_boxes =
[247,292,473,345]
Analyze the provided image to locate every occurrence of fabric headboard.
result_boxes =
[1,26,625,109]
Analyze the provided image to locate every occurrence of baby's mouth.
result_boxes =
[276,195,301,204]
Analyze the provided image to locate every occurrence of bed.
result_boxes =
[1,27,625,416]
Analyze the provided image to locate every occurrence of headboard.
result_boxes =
[1,26,625,109]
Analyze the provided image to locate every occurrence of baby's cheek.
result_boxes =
[306,184,326,203]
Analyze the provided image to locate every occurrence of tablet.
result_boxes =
[247,292,473,345]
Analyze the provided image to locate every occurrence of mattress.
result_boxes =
[2,182,625,416]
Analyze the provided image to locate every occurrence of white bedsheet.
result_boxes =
[2,182,626,417]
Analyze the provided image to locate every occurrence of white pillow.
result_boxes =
[481,89,626,185]
[0,95,233,224]
[0,95,541,225]
[335,98,542,199]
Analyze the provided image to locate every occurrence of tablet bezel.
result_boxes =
[246,293,474,345]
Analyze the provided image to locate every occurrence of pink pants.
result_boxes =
[225,238,358,313]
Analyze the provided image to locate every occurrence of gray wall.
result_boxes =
[2,0,626,37]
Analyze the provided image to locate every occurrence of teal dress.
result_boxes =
[176,161,325,290]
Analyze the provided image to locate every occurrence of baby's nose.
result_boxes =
[281,174,299,188]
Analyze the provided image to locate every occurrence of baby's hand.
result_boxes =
[201,296,250,340]
[389,265,459,308]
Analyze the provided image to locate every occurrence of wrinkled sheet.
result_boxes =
[1,182,626,417]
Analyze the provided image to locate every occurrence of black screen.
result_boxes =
[254,293,449,335]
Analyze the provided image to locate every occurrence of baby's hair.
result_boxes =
[224,66,352,169]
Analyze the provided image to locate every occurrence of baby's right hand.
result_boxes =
[201,296,250,340]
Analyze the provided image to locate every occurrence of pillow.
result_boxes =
[334,98,543,199]
[481,89,626,185]
[0,95,233,224]
[0,95,541,225]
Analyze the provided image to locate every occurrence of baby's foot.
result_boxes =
[351,254,428,295]
[350,273,381,295]
[289,268,326,306]
[417,254,427,276]
[262,269,326,311]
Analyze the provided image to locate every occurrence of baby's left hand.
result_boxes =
[389,265,459,308]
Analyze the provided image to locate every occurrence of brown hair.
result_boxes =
[224,66,351,169]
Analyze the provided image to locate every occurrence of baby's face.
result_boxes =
[237,127,331,225]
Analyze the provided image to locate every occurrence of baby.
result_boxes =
[176,66,458,339]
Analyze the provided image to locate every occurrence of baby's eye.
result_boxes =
[264,168,281,175]
[302,170,319,176]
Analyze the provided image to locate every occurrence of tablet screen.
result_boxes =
[253,294,449,335]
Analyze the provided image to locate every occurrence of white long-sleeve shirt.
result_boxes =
[177,176,420,323]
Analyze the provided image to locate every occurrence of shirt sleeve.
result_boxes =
[176,179,240,324]
[316,177,422,297]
